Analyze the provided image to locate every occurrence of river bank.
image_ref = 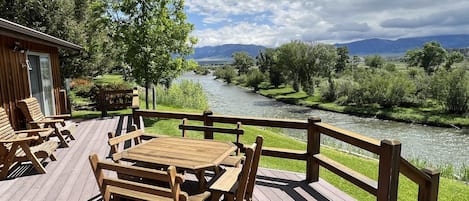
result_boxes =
[256,85,469,129]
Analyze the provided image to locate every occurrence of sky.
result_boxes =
[185,0,469,47]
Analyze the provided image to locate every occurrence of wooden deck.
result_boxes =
[0,115,355,201]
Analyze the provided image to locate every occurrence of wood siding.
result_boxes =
[0,35,63,129]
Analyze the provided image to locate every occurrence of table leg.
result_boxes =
[195,169,207,192]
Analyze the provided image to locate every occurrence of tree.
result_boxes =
[303,43,337,95]
[429,68,469,113]
[232,51,254,75]
[276,41,309,92]
[111,0,196,109]
[335,46,349,73]
[444,51,464,70]
[246,68,265,91]
[257,48,284,87]
[364,55,384,68]
[403,48,423,67]
[404,41,447,74]
[0,0,118,78]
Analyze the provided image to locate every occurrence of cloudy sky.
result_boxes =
[185,0,469,47]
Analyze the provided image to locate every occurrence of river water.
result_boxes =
[179,73,469,168]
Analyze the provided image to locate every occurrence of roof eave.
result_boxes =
[0,18,82,50]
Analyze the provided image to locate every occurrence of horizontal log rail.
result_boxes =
[98,87,139,117]
[132,109,440,201]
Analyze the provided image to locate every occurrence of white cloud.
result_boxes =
[186,0,469,47]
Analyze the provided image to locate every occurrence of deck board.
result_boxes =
[0,115,356,201]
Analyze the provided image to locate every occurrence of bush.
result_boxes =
[319,77,336,102]
[213,66,237,84]
[364,55,385,68]
[384,63,396,72]
[70,78,95,98]
[194,66,210,75]
[235,74,247,85]
[155,80,208,110]
[246,69,265,91]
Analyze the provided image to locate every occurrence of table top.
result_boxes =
[113,137,237,170]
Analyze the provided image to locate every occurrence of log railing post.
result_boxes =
[377,139,401,201]
[306,117,321,183]
[418,168,440,201]
[203,110,213,139]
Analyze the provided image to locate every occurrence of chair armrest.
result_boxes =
[209,167,242,192]
[14,128,53,134]
[31,119,64,124]
[0,136,39,143]
[46,114,71,119]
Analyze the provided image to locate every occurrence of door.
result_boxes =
[27,53,55,116]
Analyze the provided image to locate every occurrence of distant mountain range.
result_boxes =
[190,44,266,64]
[191,34,469,63]
[336,34,469,55]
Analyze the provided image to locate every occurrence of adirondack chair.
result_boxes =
[0,107,59,179]
[17,97,76,148]
[179,118,244,167]
[89,154,211,201]
[209,136,263,201]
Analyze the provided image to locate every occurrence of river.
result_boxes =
[179,73,469,169]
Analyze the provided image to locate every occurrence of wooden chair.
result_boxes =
[107,124,156,161]
[0,107,58,179]
[17,97,76,148]
[89,154,211,201]
[208,135,263,201]
[179,118,244,167]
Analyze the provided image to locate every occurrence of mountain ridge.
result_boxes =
[191,34,469,61]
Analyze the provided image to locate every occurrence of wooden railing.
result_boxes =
[98,87,139,117]
[132,109,440,201]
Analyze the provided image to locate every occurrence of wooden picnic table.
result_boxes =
[112,137,237,191]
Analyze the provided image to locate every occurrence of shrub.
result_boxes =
[364,55,385,68]
[194,66,210,75]
[155,80,208,110]
[429,68,469,113]
[384,63,396,72]
[246,69,265,91]
[235,74,248,85]
[319,77,336,102]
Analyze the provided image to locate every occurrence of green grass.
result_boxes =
[142,105,469,201]
[93,74,129,85]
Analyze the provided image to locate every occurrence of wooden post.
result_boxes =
[418,168,440,201]
[133,110,141,129]
[377,139,401,201]
[306,117,321,183]
[203,110,213,139]
[99,89,107,118]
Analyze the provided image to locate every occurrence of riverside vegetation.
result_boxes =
[70,74,469,200]
[208,41,469,128]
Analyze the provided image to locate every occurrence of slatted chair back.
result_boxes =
[245,135,264,200]
[0,107,17,159]
[179,118,244,155]
[0,107,58,179]
[235,143,255,200]
[17,97,46,125]
[107,125,143,157]
[89,154,189,201]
